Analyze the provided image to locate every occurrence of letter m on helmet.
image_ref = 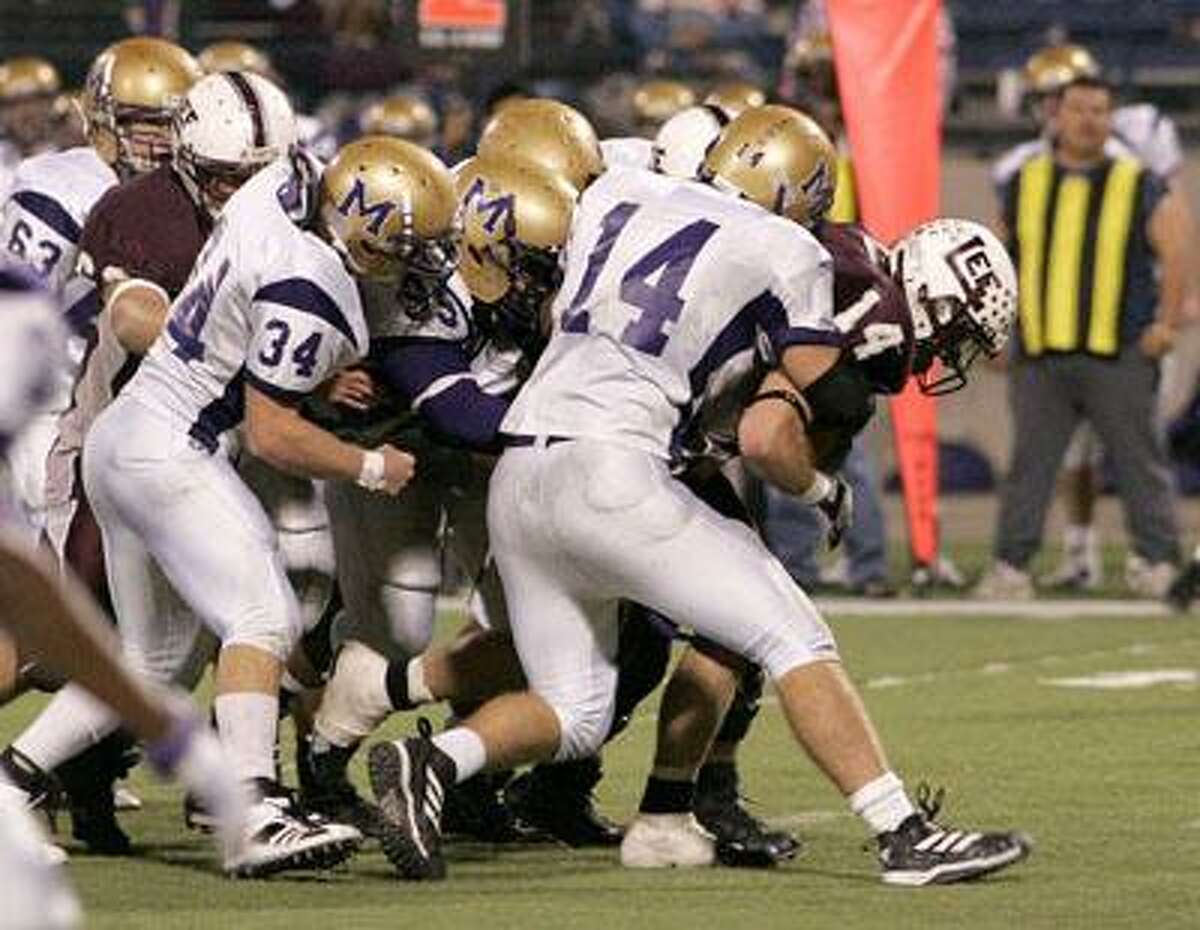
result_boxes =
[461,175,516,237]
[337,177,396,234]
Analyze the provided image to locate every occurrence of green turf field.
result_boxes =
[4,606,1199,930]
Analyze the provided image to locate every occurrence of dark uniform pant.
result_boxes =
[994,346,1180,568]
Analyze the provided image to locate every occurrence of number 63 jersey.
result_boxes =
[501,166,841,460]
[126,159,368,454]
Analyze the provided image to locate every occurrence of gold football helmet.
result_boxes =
[456,155,575,318]
[0,57,61,101]
[0,57,62,153]
[1024,44,1101,96]
[359,95,439,149]
[477,98,604,192]
[319,135,460,288]
[197,40,278,81]
[632,79,696,133]
[704,81,766,118]
[700,105,835,227]
[81,37,203,177]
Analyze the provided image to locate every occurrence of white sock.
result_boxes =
[406,657,433,705]
[313,641,392,748]
[848,771,917,836]
[430,727,486,784]
[13,685,119,771]
[213,692,278,783]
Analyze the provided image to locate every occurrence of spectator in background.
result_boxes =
[975,75,1188,601]
[996,43,1199,594]
[629,0,774,78]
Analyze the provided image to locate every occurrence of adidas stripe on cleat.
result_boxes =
[367,720,456,881]
[878,814,1032,886]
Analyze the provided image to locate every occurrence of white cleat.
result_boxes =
[620,813,716,869]
[113,784,143,812]
[222,781,361,879]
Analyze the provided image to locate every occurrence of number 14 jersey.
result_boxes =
[126,159,368,454]
[501,166,840,460]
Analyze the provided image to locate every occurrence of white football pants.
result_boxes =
[487,439,839,760]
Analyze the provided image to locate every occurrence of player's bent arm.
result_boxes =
[107,278,169,354]
[244,384,415,494]
[737,369,819,496]
[0,529,173,745]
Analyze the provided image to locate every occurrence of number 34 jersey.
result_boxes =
[126,158,368,454]
[501,166,840,460]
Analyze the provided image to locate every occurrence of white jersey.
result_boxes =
[0,280,66,452]
[1112,103,1182,179]
[0,146,115,306]
[126,159,367,453]
[503,166,837,460]
[600,136,654,172]
[0,141,20,202]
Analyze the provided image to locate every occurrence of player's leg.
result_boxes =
[366,444,622,878]
[977,357,1081,599]
[1083,350,1182,594]
[561,443,1030,885]
[83,402,360,876]
[1042,424,1104,590]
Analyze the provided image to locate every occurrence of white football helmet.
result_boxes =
[652,104,730,180]
[173,71,297,217]
[891,218,1017,395]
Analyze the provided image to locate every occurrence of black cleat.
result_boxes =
[504,756,623,848]
[441,771,521,843]
[695,763,799,868]
[1166,560,1200,612]
[367,720,456,881]
[297,736,385,839]
[877,786,1031,886]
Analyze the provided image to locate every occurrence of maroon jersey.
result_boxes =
[79,163,210,298]
[818,221,914,395]
[55,166,210,459]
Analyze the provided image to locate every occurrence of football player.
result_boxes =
[366,104,1031,887]
[196,39,338,163]
[1,70,306,855]
[0,56,63,195]
[36,136,439,877]
[295,142,572,836]
[359,94,440,150]
[0,264,249,922]
[0,37,202,542]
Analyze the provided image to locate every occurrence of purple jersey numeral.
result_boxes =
[168,257,231,363]
[561,201,639,334]
[618,219,718,356]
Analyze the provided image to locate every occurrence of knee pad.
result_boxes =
[551,693,617,761]
[224,592,303,663]
[278,527,336,633]
[379,584,437,658]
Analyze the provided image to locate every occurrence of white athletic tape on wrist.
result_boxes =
[798,471,833,506]
[357,449,387,491]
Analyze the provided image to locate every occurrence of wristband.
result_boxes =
[357,449,387,491]
[745,388,812,430]
[798,471,833,505]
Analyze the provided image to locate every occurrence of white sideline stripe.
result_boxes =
[436,594,1176,619]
